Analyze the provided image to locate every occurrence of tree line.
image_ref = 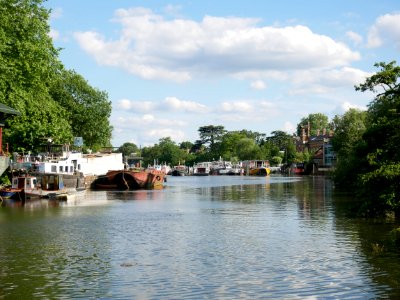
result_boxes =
[116,118,328,169]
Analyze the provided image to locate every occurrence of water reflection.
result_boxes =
[0,175,398,298]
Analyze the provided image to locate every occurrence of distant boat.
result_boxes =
[94,169,165,190]
[171,165,189,176]
[193,162,212,176]
[242,160,271,176]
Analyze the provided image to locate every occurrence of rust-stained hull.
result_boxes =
[94,169,165,190]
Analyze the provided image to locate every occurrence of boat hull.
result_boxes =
[248,167,271,176]
[94,169,165,190]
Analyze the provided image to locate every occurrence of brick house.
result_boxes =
[295,123,336,168]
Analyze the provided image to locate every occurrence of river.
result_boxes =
[0,175,399,299]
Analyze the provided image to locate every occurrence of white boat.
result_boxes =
[11,144,125,190]
[193,162,212,176]
[171,165,189,176]
[147,160,171,175]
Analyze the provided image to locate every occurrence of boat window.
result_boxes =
[70,166,74,172]
[77,164,81,170]
[51,165,57,172]
[59,166,63,172]
[65,166,68,172]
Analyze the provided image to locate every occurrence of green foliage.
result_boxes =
[358,163,400,216]
[198,125,226,148]
[235,138,262,160]
[0,0,72,151]
[49,70,113,150]
[331,109,367,158]
[116,142,139,158]
[296,113,330,136]
[333,61,400,218]
[0,1,113,152]
[141,137,189,167]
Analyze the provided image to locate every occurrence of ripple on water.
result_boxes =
[0,176,394,298]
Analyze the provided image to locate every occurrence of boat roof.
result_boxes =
[0,103,20,126]
[0,103,20,115]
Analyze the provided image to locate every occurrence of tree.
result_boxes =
[266,131,292,149]
[198,125,226,149]
[296,113,330,136]
[331,109,368,188]
[116,142,139,158]
[349,61,400,217]
[331,109,367,158]
[141,137,187,167]
[235,138,263,160]
[0,0,72,151]
[220,131,248,160]
[179,141,193,153]
[49,70,113,151]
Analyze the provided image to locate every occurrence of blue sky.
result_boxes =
[45,0,400,147]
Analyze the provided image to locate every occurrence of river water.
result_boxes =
[1,175,399,299]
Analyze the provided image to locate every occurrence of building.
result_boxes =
[296,123,336,168]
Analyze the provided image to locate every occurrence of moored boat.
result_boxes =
[27,173,69,199]
[94,169,165,190]
[171,165,189,176]
[242,160,271,176]
[193,162,212,176]
[0,175,40,200]
[11,144,125,190]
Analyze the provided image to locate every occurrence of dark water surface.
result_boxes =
[1,175,399,299]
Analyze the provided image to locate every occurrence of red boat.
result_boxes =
[94,169,165,190]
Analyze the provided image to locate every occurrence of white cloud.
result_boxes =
[115,97,209,113]
[116,99,156,112]
[147,128,186,141]
[162,97,209,113]
[289,67,371,95]
[251,80,266,90]
[74,8,360,81]
[345,31,363,45]
[367,13,400,49]
[333,101,367,115]
[164,4,182,17]
[283,121,296,134]
[221,101,253,113]
[50,7,63,20]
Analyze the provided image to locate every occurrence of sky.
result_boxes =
[45,0,400,148]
